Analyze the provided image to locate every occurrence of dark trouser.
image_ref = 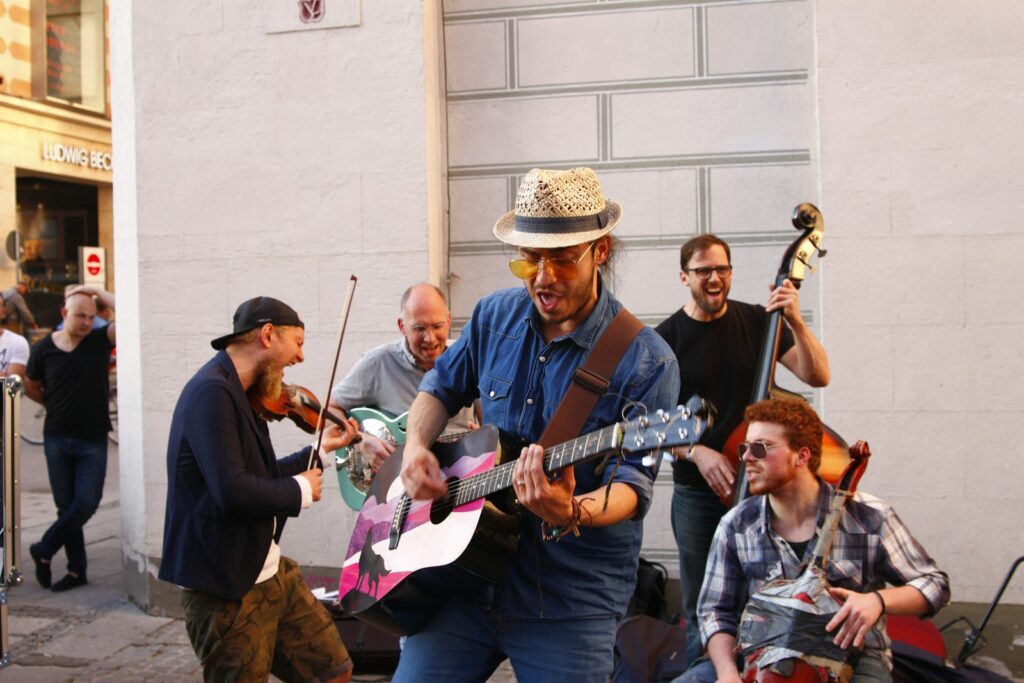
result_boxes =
[38,435,108,576]
[393,597,618,682]
[182,556,352,682]
[671,483,728,667]
[675,654,893,683]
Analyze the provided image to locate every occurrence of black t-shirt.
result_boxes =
[655,300,794,487]
[26,327,112,438]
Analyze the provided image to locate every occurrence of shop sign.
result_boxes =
[41,142,113,172]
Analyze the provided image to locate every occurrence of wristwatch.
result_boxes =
[685,445,697,463]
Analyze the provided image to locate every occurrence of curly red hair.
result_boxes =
[744,398,823,472]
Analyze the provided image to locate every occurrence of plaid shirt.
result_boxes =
[698,480,950,665]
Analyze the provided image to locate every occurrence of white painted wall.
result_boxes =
[112,0,434,605]
[112,0,1024,609]
[816,0,1024,604]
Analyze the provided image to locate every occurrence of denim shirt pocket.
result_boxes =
[479,372,513,426]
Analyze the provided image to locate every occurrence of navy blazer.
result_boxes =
[159,351,313,599]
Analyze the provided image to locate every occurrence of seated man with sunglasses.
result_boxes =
[396,167,680,682]
[675,398,949,683]
[655,234,831,666]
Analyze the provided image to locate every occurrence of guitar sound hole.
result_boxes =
[429,477,460,525]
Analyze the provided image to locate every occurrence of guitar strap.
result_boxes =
[537,308,645,448]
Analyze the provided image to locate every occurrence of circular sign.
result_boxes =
[86,253,102,276]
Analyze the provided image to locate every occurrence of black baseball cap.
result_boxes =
[211,296,304,350]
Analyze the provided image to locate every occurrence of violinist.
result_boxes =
[672,399,949,683]
[159,296,359,683]
[655,234,831,666]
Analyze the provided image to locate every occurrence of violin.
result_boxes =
[249,382,359,438]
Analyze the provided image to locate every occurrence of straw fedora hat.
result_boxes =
[493,167,622,249]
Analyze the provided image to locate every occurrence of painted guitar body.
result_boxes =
[338,426,518,636]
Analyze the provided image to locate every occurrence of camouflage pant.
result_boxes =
[182,556,352,682]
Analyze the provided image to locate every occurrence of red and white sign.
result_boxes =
[79,246,106,287]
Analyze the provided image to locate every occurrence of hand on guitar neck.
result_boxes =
[512,443,578,527]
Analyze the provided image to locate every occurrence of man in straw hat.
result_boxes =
[160,296,360,682]
[396,168,680,681]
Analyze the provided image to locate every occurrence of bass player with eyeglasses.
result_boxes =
[655,234,831,667]
[395,167,680,681]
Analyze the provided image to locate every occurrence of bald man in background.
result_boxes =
[24,286,116,592]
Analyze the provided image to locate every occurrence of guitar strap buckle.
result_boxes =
[571,367,610,396]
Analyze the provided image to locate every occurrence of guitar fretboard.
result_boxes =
[449,423,620,507]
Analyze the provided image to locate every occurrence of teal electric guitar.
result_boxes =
[335,407,469,511]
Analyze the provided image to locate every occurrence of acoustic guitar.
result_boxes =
[338,396,712,636]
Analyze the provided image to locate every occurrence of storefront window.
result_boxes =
[33,0,106,112]
[14,177,99,330]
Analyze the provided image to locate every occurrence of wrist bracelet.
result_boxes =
[872,590,886,615]
[541,497,591,542]
[685,445,697,463]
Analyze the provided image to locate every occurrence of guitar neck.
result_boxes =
[449,424,620,508]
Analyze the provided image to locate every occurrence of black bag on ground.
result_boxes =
[627,557,670,620]
[612,614,688,683]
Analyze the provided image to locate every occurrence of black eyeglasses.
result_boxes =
[738,440,787,460]
[684,265,733,280]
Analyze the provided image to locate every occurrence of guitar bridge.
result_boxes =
[389,494,409,550]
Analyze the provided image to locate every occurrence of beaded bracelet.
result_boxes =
[541,497,591,542]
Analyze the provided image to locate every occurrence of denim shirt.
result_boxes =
[420,283,680,620]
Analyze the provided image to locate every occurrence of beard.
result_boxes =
[255,361,284,400]
[691,279,730,318]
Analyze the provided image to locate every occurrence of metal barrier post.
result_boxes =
[1,375,25,667]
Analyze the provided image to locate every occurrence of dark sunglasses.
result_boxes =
[737,440,787,460]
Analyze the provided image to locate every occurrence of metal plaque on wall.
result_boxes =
[265,0,360,34]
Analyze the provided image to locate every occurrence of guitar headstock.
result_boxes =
[782,202,827,286]
[621,395,713,463]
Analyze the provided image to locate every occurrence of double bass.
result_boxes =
[721,203,849,505]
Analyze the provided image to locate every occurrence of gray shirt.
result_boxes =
[331,338,475,432]
[2,287,36,327]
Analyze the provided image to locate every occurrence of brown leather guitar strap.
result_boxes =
[537,308,645,448]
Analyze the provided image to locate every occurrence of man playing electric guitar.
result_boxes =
[655,234,831,667]
[329,283,476,472]
[397,168,680,681]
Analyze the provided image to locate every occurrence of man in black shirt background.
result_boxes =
[655,234,829,666]
[24,285,116,592]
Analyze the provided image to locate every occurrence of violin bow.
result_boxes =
[309,274,358,470]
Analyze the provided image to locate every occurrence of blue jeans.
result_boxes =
[37,436,108,576]
[674,654,892,683]
[393,599,618,683]
[671,483,728,667]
